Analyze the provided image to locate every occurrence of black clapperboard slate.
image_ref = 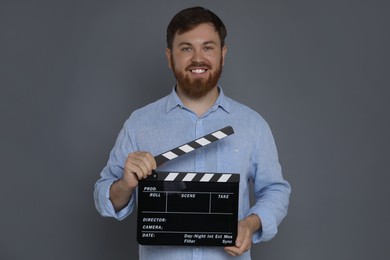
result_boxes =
[137,126,240,246]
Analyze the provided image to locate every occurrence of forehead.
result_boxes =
[173,23,221,46]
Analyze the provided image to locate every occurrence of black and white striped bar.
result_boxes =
[147,171,240,183]
[154,126,234,167]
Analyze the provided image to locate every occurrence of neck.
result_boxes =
[176,86,219,117]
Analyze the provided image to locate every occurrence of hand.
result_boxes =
[224,214,261,256]
[122,151,157,189]
[110,151,157,212]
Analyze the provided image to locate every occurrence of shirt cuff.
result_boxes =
[246,206,278,243]
[95,179,134,220]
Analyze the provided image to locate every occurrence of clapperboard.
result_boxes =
[137,126,240,246]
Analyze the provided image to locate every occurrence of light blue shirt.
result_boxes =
[94,87,291,259]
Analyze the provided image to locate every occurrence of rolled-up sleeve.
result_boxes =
[93,118,137,220]
[248,121,291,243]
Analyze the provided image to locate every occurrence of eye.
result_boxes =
[203,46,214,51]
[181,47,192,52]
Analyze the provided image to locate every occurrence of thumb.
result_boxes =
[235,228,245,248]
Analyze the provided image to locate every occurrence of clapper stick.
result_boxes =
[153,126,234,167]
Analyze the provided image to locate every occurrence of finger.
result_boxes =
[125,152,155,179]
[143,152,157,170]
[124,158,146,181]
[224,225,252,256]
[224,245,240,256]
[234,224,246,248]
[124,161,144,180]
[224,242,248,256]
[224,246,238,256]
[236,228,252,254]
[239,232,252,253]
[132,161,149,180]
[132,152,156,173]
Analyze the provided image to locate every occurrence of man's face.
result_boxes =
[166,23,227,98]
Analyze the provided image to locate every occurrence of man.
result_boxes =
[94,6,290,259]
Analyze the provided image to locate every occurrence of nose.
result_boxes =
[191,48,204,63]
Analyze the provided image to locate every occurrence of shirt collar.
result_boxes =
[165,85,232,114]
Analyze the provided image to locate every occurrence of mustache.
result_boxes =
[185,62,211,71]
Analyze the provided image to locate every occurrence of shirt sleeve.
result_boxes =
[93,118,137,220]
[248,121,291,243]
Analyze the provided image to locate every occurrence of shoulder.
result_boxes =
[123,93,172,126]
[132,95,169,117]
[120,94,170,132]
[221,95,275,146]
[224,95,268,126]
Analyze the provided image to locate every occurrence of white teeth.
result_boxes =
[191,69,206,74]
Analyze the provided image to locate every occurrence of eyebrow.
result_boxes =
[177,40,218,47]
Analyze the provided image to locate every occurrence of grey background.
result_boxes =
[1,0,389,259]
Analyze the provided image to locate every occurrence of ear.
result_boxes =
[221,45,228,66]
[165,48,173,69]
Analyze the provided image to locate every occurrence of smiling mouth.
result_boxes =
[190,68,208,74]
[186,62,211,75]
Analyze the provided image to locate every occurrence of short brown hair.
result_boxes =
[166,6,227,50]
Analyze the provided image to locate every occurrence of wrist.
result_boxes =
[245,214,261,233]
[117,178,137,192]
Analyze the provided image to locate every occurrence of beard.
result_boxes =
[171,56,223,98]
